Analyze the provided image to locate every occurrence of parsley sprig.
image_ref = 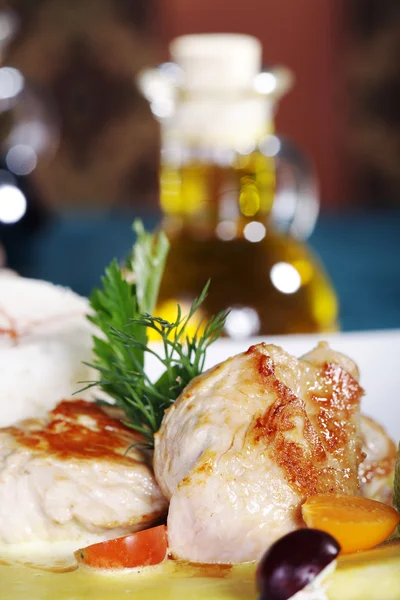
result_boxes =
[84,221,228,447]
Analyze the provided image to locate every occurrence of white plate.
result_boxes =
[150,330,400,442]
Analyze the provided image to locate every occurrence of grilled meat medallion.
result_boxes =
[0,400,167,544]
[154,342,364,563]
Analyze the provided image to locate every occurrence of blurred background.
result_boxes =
[0,0,399,334]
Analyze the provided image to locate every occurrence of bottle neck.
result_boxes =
[160,140,276,238]
[169,91,272,147]
[159,91,277,238]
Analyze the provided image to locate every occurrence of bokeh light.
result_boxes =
[0,67,24,101]
[270,262,301,294]
[6,144,37,175]
[254,72,277,94]
[224,306,261,339]
[0,184,27,224]
[243,221,266,242]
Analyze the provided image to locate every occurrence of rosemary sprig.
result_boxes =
[84,221,228,447]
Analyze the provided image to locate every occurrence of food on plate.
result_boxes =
[0,222,398,600]
[256,529,340,600]
[154,341,364,563]
[0,399,167,544]
[0,275,96,427]
[302,494,400,554]
[360,415,397,504]
[75,525,168,569]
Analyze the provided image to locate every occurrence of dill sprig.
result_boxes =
[83,220,228,447]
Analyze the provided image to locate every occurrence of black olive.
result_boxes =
[256,528,341,600]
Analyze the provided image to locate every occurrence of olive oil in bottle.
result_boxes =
[149,34,338,337]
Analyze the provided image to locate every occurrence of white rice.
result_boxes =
[0,275,97,427]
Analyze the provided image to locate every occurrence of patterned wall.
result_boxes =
[2,1,399,209]
[348,0,400,205]
[2,0,160,210]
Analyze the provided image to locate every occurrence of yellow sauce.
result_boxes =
[0,560,256,600]
[0,541,398,600]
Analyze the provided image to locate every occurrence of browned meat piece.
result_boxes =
[154,342,364,563]
[0,400,167,544]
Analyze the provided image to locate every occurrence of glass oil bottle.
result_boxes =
[141,34,338,338]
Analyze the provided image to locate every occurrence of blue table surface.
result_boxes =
[2,209,400,332]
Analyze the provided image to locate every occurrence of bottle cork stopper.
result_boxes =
[170,34,262,92]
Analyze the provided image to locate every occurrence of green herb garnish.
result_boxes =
[84,220,228,447]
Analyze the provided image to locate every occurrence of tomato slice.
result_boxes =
[74,525,168,569]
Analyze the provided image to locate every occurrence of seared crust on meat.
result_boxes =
[7,400,144,465]
[0,401,167,544]
[249,346,363,498]
[154,342,364,563]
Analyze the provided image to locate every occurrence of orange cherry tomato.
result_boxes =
[74,525,168,569]
[302,494,400,554]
